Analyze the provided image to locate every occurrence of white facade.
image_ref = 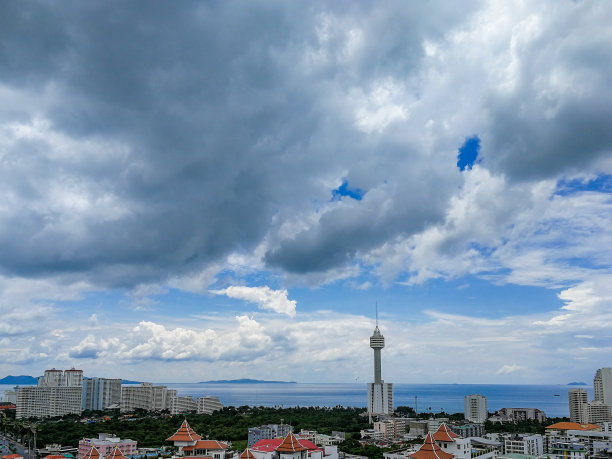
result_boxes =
[172,395,197,414]
[17,385,82,419]
[504,434,544,456]
[368,383,393,416]
[81,378,122,411]
[120,382,175,412]
[464,394,487,423]
[17,368,84,419]
[588,401,612,424]
[197,395,223,414]
[569,389,589,424]
[594,368,612,405]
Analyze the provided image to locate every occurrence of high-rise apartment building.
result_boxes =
[120,382,176,412]
[197,395,223,414]
[81,378,122,411]
[464,394,487,423]
[568,388,588,424]
[17,368,84,419]
[593,367,612,405]
[367,323,393,416]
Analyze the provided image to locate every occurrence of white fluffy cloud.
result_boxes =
[210,286,297,317]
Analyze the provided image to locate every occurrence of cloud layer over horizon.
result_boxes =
[1,0,611,386]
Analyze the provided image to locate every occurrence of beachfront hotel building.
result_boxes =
[197,395,223,414]
[367,322,393,416]
[81,378,122,411]
[594,367,612,405]
[120,382,177,412]
[464,394,487,423]
[17,368,83,419]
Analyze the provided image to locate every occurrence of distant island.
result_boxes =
[568,381,587,385]
[0,375,38,385]
[198,378,297,384]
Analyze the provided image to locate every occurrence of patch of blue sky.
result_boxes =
[555,174,612,196]
[457,135,481,171]
[290,274,562,321]
[332,180,365,201]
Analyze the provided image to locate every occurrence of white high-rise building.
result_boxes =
[569,388,588,424]
[594,368,612,405]
[464,394,487,423]
[17,368,84,419]
[367,323,393,416]
[197,395,223,414]
[120,382,175,412]
[81,378,122,411]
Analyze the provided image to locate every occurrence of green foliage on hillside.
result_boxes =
[34,406,370,449]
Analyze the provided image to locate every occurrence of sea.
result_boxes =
[1,383,590,418]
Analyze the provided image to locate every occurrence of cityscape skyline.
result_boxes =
[1,1,612,384]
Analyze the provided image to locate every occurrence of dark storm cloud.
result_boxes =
[0,0,482,286]
[483,3,612,181]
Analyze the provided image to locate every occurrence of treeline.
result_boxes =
[34,406,370,449]
[484,417,570,435]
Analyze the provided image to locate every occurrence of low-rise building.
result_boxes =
[77,434,137,459]
[504,435,544,456]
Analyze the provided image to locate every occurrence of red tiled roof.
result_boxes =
[3,455,24,459]
[104,448,129,459]
[240,450,256,459]
[167,420,203,442]
[276,433,308,453]
[252,436,319,453]
[409,434,454,459]
[182,441,230,451]
[433,424,459,442]
[546,422,600,431]
[83,447,101,459]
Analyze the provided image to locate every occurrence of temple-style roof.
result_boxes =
[252,437,319,453]
[83,447,101,459]
[433,424,459,442]
[240,450,256,459]
[104,448,129,459]
[409,434,454,459]
[167,420,203,442]
[183,441,230,451]
[276,433,308,453]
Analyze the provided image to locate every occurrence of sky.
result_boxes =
[1,0,612,386]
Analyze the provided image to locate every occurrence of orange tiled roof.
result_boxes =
[433,424,459,442]
[104,448,129,459]
[276,433,308,453]
[183,441,230,451]
[545,422,600,431]
[409,434,454,459]
[240,450,256,459]
[83,447,101,459]
[167,420,203,442]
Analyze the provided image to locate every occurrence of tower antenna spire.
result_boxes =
[376,301,378,327]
